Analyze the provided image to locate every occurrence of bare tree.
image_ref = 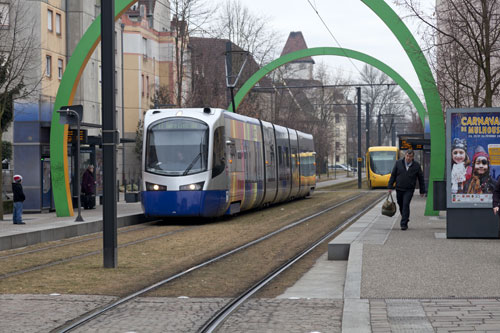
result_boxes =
[207,0,282,66]
[170,0,216,107]
[0,0,40,219]
[359,64,412,147]
[396,0,500,108]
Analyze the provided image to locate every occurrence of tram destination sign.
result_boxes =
[399,138,428,150]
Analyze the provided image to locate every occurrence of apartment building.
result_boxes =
[10,0,176,211]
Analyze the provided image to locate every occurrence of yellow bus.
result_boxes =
[366,146,399,189]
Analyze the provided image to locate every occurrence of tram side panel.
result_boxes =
[224,113,265,214]
[288,129,301,199]
[273,124,292,203]
[261,120,278,205]
[297,131,316,197]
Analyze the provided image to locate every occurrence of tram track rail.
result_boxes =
[53,191,383,333]
[198,193,385,332]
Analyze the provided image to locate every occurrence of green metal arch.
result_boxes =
[362,0,444,215]
[50,0,136,216]
[229,47,426,125]
[232,1,445,216]
[51,0,444,216]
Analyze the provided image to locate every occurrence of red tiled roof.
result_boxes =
[280,31,315,63]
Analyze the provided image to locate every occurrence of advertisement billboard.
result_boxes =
[447,108,500,208]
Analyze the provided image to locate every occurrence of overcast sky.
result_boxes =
[240,0,435,99]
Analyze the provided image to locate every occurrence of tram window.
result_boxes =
[212,126,225,178]
[278,146,283,166]
[285,147,290,167]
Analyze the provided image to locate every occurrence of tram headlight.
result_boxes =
[146,182,167,191]
[179,181,204,191]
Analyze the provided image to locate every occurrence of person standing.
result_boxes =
[492,179,500,215]
[81,165,96,209]
[12,175,26,225]
[388,150,426,230]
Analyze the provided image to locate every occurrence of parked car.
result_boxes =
[328,165,344,170]
[338,164,352,171]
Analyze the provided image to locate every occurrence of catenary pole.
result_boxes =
[101,0,117,268]
[357,87,362,189]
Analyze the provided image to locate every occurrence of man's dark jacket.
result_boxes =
[12,183,25,202]
[388,159,426,194]
[493,181,500,208]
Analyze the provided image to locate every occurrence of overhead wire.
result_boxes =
[305,0,363,77]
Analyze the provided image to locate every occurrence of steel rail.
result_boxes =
[198,193,386,333]
[55,193,366,333]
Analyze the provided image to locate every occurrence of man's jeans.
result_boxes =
[396,190,414,227]
[13,201,23,223]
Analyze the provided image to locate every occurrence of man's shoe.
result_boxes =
[14,222,25,225]
[401,225,408,230]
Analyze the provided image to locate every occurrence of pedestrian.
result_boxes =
[388,149,426,230]
[12,174,26,225]
[81,165,96,209]
[493,179,500,215]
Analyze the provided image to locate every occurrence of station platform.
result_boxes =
[281,191,500,332]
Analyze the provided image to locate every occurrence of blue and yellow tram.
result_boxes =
[365,146,399,189]
[141,107,316,217]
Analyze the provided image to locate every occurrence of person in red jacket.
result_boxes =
[12,175,26,224]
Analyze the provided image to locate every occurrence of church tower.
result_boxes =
[280,31,315,80]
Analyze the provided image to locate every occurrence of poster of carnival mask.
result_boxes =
[447,108,500,208]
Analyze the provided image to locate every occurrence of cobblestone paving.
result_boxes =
[219,298,343,333]
[370,298,500,332]
[0,294,117,333]
[73,297,228,333]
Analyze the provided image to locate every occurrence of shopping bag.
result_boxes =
[381,193,396,217]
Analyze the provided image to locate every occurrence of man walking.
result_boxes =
[388,149,426,230]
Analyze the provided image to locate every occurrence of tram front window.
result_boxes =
[146,118,209,176]
[370,151,396,175]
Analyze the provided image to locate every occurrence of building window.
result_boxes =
[335,114,340,123]
[58,59,63,79]
[46,55,51,77]
[0,3,9,28]
[146,76,149,97]
[98,65,102,83]
[335,141,340,150]
[47,9,53,31]
[141,74,145,96]
[55,13,61,35]
[142,37,147,58]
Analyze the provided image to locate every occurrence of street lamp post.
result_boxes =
[57,107,84,222]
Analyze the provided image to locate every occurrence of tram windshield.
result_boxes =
[146,118,209,176]
[369,151,396,175]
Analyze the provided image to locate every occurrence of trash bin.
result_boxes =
[433,180,446,211]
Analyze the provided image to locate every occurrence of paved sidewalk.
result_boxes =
[328,192,500,332]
